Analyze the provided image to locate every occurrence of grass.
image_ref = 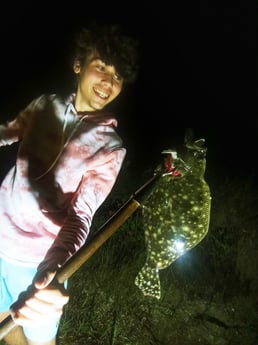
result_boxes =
[56,173,258,345]
[1,171,258,345]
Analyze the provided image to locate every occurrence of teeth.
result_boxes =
[94,88,108,99]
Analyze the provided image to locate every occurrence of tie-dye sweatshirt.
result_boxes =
[0,93,126,269]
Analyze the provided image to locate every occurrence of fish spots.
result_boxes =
[135,137,211,299]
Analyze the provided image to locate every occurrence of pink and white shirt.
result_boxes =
[0,93,126,268]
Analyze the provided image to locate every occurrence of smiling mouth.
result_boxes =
[94,87,109,99]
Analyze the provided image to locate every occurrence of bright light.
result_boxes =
[174,239,185,253]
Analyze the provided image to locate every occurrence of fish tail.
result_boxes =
[134,265,161,299]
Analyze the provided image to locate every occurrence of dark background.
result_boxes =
[0,1,256,179]
[0,3,257,344]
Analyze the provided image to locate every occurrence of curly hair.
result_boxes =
[73,24,139,84]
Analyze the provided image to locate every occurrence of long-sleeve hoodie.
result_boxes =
[0,93,126,269]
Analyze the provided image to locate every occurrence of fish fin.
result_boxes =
[134,265,161,299]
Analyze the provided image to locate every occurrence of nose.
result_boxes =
[101,73,113,86]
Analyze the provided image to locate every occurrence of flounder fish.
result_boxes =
[134,130,211,299]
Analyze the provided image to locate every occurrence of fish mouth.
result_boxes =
[185,139,207,157]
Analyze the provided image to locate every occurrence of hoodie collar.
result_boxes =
[65,93,118,127]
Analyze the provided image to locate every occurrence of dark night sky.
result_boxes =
[0,1,256,179]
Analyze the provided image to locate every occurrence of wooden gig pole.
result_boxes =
[0,172,161,340]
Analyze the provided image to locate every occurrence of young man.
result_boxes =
[0,24,139,345]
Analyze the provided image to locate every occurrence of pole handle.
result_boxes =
[0,171,162,340]
[0,199,140,340]
[56,198,140,283]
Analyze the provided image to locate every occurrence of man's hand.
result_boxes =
[10,270,69,327]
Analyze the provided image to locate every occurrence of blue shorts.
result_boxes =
[0,258,63,342]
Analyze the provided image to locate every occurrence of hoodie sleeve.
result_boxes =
[0,96,45,147]
[0,116,24,147]
[36,146,126,274]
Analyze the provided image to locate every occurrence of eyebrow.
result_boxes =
[89,56,102,63]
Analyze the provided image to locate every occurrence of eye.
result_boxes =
[96,64,105,71]
[113,73,122,82]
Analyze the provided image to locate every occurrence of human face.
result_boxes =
[73,56,124,112]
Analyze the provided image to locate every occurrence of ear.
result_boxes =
[73,60,81,74]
